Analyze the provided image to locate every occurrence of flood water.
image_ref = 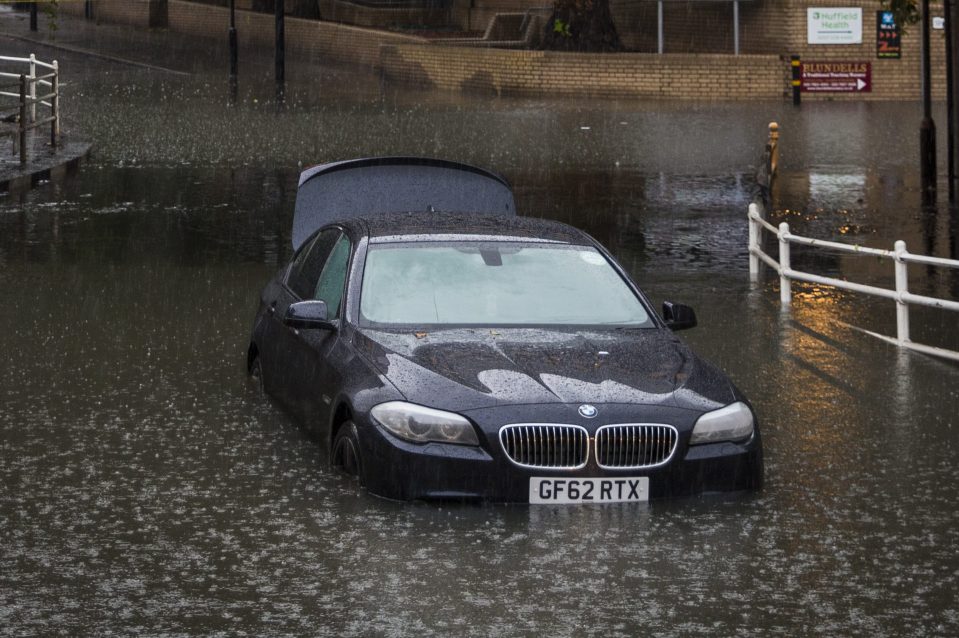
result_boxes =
[1,11,958,636]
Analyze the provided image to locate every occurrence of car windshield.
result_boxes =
[359,241,653,328]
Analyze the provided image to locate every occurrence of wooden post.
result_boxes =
[51,60,59,146]
[29,54,36,124]
[19,75,27,166]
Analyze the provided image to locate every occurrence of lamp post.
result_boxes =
[276,0,285,105]
[229,0,238,103]
[920,0,937,202]
[946,0,956,201]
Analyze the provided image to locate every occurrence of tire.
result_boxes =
[249,355,266,395]
[331,421,363,484]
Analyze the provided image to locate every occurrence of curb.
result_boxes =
[0,137,92,193]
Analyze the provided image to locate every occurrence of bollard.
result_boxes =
[768,122,779,176]
[791,55,801,105]
[778,222,791,305]
[748,203,759,281]
[894,240,910,344]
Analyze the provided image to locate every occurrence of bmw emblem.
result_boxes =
[578,404,598,419]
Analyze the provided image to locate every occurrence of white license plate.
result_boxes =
[529,477,649,504]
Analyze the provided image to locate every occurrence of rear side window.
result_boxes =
[287,229,339,300]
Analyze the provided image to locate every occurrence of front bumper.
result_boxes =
[357,406,763,502]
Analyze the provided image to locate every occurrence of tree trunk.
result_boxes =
[542,0,623,52]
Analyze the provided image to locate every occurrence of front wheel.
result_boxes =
[249,355,266,395]
[331,421,363,484]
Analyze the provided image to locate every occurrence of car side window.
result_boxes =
[314,234,352,318]
[287,229,340,300]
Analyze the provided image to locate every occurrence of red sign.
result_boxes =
[801,61,872,93]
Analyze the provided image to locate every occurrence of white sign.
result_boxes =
[933,16,945,30]
[808,7,863,44]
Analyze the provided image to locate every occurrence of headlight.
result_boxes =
[690,402,754,445]
[371,401,479,446]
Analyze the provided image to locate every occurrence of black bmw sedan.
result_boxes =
[248,158,763,503]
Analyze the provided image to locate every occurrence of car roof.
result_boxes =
[344,212,593,245]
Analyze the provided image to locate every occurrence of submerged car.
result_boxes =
[248,157,763,503]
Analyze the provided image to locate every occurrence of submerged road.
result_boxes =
[1,8,958,636]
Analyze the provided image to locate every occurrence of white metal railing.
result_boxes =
[0,53,60,165]
[748,202,959,362]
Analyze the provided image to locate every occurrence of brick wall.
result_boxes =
[380,45,786,99]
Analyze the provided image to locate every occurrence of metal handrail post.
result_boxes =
[748,203,759,280]
[51,60,59,144]
[28,53,36,123]
[778,222,792,305]
[19,74,27,166]
[894,240,911,344]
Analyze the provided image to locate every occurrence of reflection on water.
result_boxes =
[1,24,958,637]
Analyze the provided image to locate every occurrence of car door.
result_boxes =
[292,232,353,436]
[260,228,340,409]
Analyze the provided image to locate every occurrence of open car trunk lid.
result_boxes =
[292,157,517,250]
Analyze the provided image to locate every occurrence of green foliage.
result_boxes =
[40,0,60,33]
[880,0,920,33]
[553,19,572,38]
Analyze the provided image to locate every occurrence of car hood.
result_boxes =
[352,328,734,413]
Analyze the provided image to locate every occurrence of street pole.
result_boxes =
[29,2,37,31]
[275,0,285,105]
[946,0,956,202]
[920,0,937,203]
[229,0,238,103]
[791,55,801,105]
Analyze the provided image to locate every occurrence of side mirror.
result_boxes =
[662,301,697,331]
[285,300,335,330]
